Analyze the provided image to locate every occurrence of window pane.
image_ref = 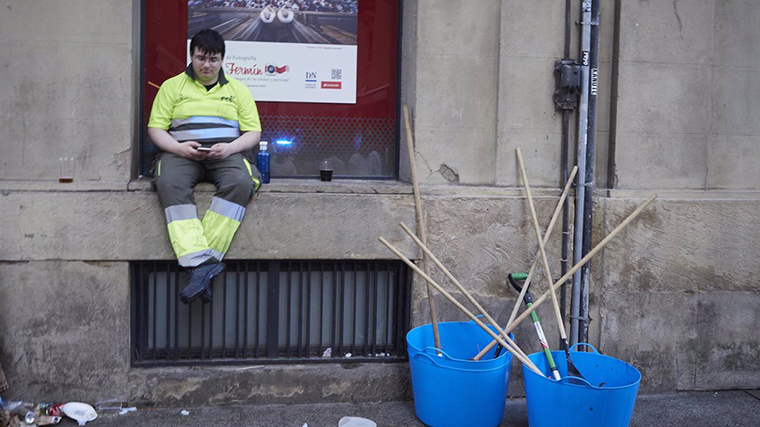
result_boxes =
[143,1,400,179]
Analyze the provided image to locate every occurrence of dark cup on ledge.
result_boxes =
[320,160,333,182]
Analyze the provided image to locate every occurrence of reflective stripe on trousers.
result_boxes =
[164,197,247,266]
[154,152,256,267]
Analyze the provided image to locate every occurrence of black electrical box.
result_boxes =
[553,59,580,110]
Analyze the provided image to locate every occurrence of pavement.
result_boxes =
[51,390,759,427]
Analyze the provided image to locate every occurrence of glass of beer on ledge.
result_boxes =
[58,157,74,183]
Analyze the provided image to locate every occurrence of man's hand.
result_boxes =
[207,143,234,161]
[176,141,208,161]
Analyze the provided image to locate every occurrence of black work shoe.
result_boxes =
[199,283,213,304]
[180,262,225,304]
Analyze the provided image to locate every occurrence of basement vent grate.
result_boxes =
[131,260,411,366]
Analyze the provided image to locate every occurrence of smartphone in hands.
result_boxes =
[196,147,211,152]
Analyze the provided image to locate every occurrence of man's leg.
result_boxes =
[154,153,222,303]
[202,153,259,263]
[154,152,215,266]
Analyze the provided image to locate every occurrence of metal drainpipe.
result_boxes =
[579,0,601,344]
[571,0,593,347]
[559,0,573,329]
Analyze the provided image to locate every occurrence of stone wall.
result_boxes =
[0,0,758,405]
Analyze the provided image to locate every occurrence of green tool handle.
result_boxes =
[527,301,558,373]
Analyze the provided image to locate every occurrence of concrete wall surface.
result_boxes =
[612,0,760,190]
[0,0,134,183]
[1,0,759,407]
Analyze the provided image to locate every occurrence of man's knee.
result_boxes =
[154,171,196,207]
[219,172,255,205]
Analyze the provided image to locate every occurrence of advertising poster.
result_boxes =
[188,1,358,104]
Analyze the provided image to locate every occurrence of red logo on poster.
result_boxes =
[321,81,342,89]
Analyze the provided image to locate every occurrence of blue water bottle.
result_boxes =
[257,140,270,184]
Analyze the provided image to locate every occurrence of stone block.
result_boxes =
[414,50,498,185]
[0,41,133,181]
[128,363,411,406]
[498,57,561,133]
[711,66,760,137]
[422,196,566,299]
[0,0,132,44]
[707,135,760,190]
[594,62,612,134]
[417,0,500,57]
[714,0,760,68]
[500,0,565,59]
[599,289,698,392]
[611,132,708,190]
[0,191,418,262]
[0,261,130,401]
[0,191,163,261]
[597,2,616,64]
[615,63,711,134]
[232,193,417,260]
[0,118,132,181]
[495,129,563,188]
[690,291,760,390]
[593,130,610,188]
[413,127,495,185]
[0,43,132,122]
[600,198,760,293]
[618,0,713,64]
[415,54,498,133]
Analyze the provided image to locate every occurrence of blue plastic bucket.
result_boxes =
[406,321,513,427]
[523,343,641,427]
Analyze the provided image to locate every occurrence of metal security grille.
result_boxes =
[131,260,411,366]
[260,115,397,179]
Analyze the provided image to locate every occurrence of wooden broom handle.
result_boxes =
[473,194,657,360]
[379,237,546,377]
[403,105,442,351]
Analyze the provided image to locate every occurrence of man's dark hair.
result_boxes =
[190,29,226,57]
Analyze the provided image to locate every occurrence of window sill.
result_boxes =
[0,180,131,192]
[128,178,414,195]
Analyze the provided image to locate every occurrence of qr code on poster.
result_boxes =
[331,69,342,80]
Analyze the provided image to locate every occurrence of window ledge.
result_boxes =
[129,178,413,195]
[0,180,130,192]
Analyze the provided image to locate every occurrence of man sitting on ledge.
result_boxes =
[148,29,262,304]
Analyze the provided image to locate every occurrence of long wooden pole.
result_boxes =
[403,105,441,351]
[473,194,657,360]
[507,165,578,328]
[379,237,546,377]
[398,222,538,372]
[516,148,570,350]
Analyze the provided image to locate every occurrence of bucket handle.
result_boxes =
[414,349,502,373]
[569,342,600,354]
[422,346,453,360]
[557,375,595,388]
[467,315,485,324]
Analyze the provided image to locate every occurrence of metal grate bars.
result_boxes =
[131,260,410,366]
